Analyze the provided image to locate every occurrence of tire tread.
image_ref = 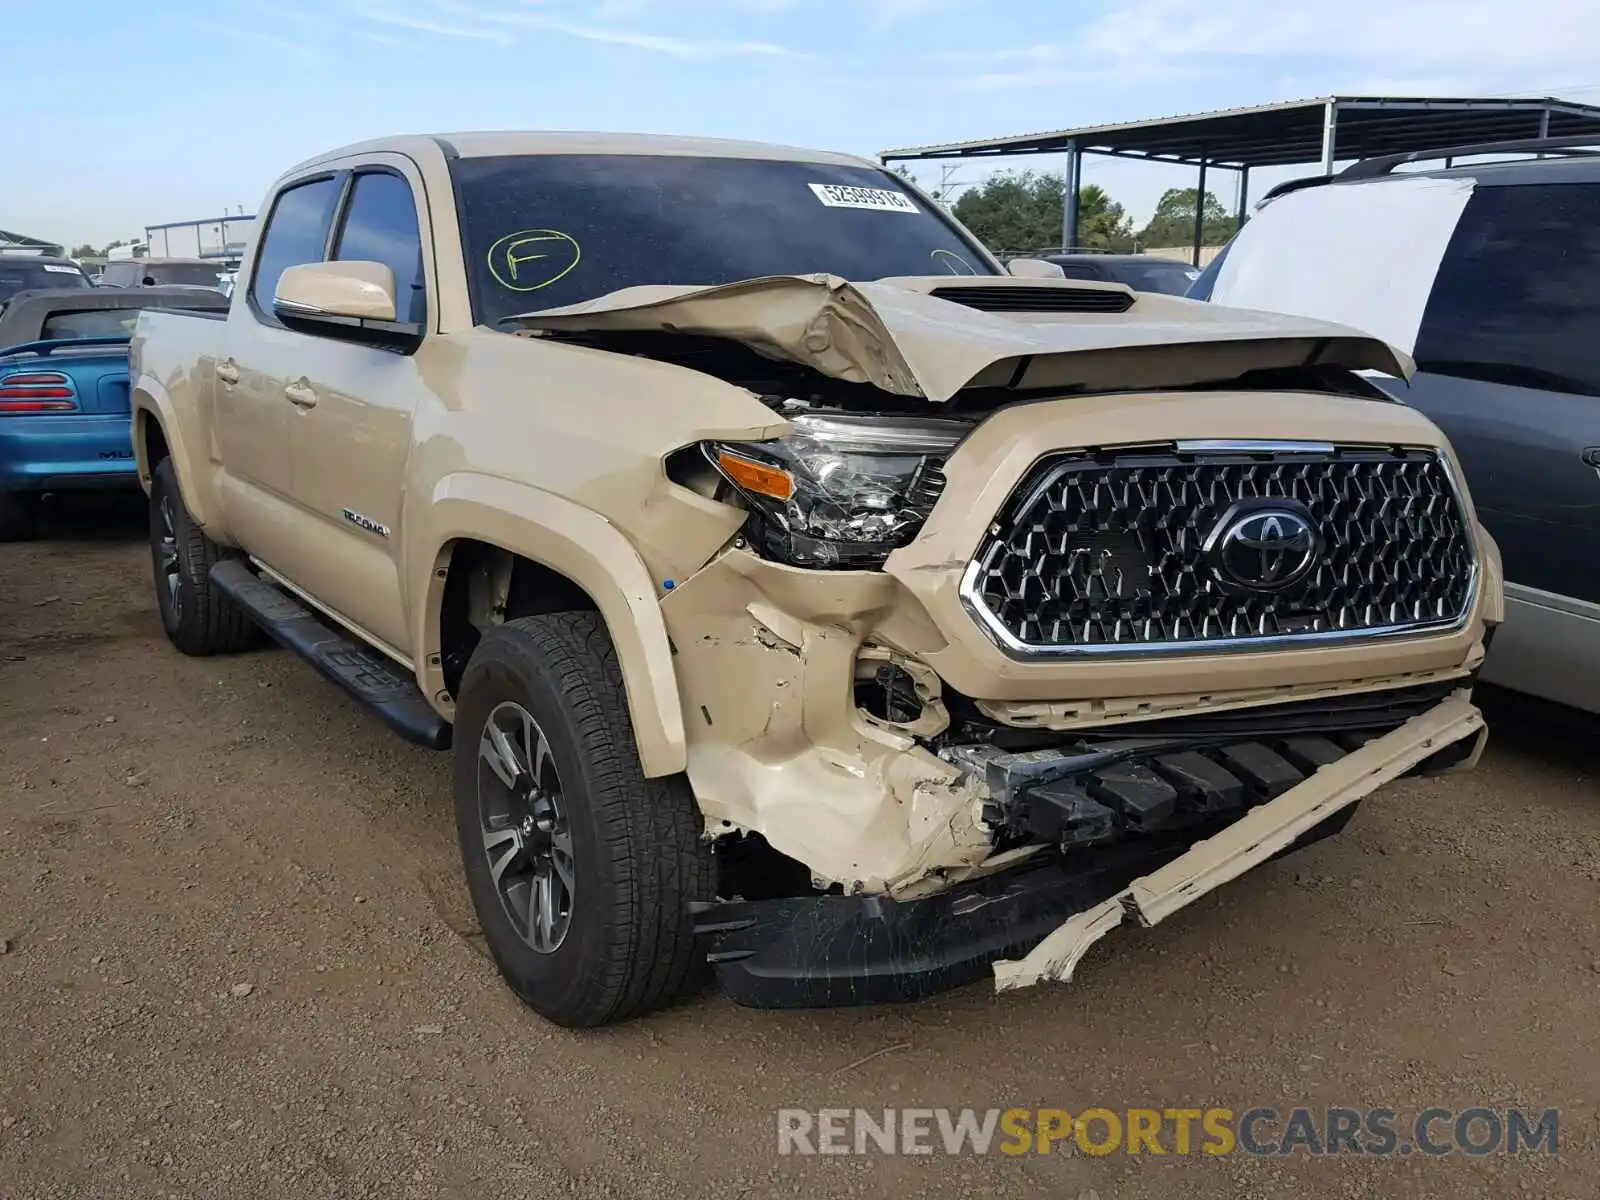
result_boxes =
[465,611,711,1026]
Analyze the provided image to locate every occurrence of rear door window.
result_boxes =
[332,172,427,325]
[249,175,343,320]
[1414,182,1600,396]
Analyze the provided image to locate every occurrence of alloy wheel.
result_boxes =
[477,700,575,953]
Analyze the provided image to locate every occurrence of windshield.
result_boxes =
[0,261,91,303]
[142,264,226,289]
[1107,259,1202,296]
[451,154,999,326]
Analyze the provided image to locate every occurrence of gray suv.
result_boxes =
[1190,136,1600,714]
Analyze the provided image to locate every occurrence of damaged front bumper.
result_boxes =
[691,689,1485,1007]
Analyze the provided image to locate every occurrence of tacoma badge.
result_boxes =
[341,508,390,538]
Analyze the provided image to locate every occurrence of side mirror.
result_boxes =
[273,260,420,351]
[1006,258,1067,279]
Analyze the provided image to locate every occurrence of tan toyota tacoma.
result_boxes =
[129,132,1502,1028]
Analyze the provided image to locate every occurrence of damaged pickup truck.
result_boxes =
[129,133,1501,1027]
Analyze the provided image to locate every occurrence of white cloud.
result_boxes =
[1078,0,1600,79]
[868,0,966,21]
[943,0,1600,96]
[353,7,515,42]
[408,1,803,57]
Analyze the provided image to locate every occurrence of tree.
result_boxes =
[892,163,954,207]
[950,170,1131,254]
[1136,188,1237,249]
[70,243,97,258]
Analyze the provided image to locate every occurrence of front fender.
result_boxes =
[410,473,687,779]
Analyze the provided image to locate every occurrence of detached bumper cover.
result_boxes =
[993,688,1484,991]
[692,689,1484,1008]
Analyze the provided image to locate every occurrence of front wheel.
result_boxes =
[149,457,256,655]
[453,612,713,1028]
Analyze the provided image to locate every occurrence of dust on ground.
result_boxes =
[2,495,1596,1199]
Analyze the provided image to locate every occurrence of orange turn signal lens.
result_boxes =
[716,449,794,501]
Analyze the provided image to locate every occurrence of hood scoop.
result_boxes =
[927,284,1134,314]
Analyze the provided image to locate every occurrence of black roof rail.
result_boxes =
[1338,134,1600,180]
[1259,174,1338,204]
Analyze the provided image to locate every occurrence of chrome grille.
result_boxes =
[963,444,1477,655]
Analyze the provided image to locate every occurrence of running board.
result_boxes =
[209,560,452,750]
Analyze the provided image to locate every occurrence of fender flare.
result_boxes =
[413,473,687,779]
[131,381,223,531]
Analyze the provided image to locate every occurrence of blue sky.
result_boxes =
[8,0,1600,247]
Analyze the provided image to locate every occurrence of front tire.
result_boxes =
[0,492,39,542]
[453,612,713,1028]
[149,457,256,655]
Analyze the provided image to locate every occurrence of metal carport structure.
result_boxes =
[881,95,1600,263]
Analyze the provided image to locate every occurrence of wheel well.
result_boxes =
[438,539,599,696]
[141,413,170,477]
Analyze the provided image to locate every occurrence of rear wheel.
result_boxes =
[149,457,256,655]
[453,612,713,1028]
[0,492,39,542]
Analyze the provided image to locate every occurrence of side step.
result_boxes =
[210,560,452,751]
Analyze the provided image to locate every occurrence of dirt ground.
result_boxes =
[2,494,1597,1200]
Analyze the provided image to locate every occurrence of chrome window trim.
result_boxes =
[959,440,1482,660]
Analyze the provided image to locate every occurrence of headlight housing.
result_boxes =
[703,410,971,569]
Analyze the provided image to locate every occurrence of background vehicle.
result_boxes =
[1037,251,1201,295]
[132,131,1498,1028]
[1188,135,1600,716]
[0,286,228,539]
[0,256,92,307]
[100,257,230,291]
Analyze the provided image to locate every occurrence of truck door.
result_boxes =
[281,166,430,653]
[214,174,345,576]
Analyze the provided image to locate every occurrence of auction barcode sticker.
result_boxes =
[808,183,919,213]
[43,264,81,273]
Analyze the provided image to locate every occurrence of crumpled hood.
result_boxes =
[508,274,1413,402]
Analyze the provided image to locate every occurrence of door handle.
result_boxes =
[215,359,240,386]
[283,382,318,409]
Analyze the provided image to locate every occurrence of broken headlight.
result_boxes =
[704,411,970,569]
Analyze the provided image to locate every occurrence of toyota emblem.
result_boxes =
[1204,500,1322,592]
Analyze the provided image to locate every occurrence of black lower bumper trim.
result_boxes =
[695,802,1363,1010]
[693,857,1144,1009]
